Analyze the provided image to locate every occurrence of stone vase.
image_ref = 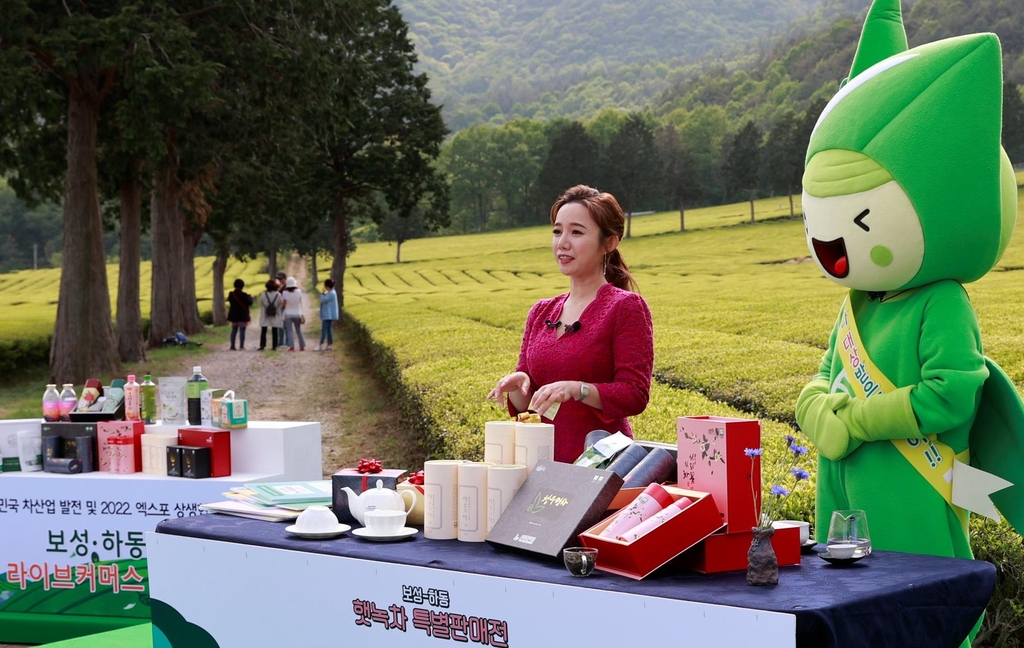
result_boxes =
[747,526,779,586]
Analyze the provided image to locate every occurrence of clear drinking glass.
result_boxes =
[827,509,872,557]
[563,547,598,577]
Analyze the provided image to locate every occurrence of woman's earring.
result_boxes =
[603,254,608,275]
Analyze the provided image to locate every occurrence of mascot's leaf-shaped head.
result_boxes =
[802,0,1016,291]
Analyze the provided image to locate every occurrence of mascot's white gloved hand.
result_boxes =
[796,380,859,461]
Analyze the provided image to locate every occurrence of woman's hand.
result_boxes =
[488,372,532,411]
[529,381,580,418]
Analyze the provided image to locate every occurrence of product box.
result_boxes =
[486,460,623,559]
[200,389,228,427]
[41,422,99,471]
[59,436,95,473]
[677,416,761,533]
[96,421,144,473]
[217,392,248,429]
[0,419,41,471]
[178,427,232,477]
[677,525,802,574]
[579,486,725,579]
[181,446,212,479]
[167,446,184,477]
[332,468,409,524]
[142,433,178,475]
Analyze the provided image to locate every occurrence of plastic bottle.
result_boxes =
[42,384,61,422]
[124,375,141,421]
[186,366,208,425]
[58,384,77,421]
[140,375,157,423]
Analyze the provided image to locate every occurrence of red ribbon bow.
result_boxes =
[356,459,382,474]
[408,470,424,486]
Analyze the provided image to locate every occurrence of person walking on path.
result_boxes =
[275,271,288,345]
[282,276,306,351]
[227,279,255,350]
[258,279,284,350]
[315,279,339,351]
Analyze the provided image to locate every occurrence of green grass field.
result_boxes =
[0,257,267,344]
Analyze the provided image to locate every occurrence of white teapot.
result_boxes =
[339,479,415,526]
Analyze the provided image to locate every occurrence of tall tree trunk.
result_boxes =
[116,160,145,363]
[148,164,185,346]
[267,246,278,279]
[211,243,228,326]
[788,185,795,218]
[477,194,485,232]
[51,77,120,383]
[311,252,319,286]
[678,201,686,233]
[180,220,206,333]
[749,188,756,224]
[625,198,633,239]
[331,192,349,309]
[396,240,402,264]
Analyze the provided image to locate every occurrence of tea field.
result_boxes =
[0,257,267,345]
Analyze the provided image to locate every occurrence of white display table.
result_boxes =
[0,419,322,645]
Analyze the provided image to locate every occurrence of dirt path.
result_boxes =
[190,256,426,477]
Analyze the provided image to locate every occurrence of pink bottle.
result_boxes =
[600,483,674,538]
[124,375,141,421]
[617,496,695,542]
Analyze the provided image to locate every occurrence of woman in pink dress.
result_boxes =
[488,185,654,462]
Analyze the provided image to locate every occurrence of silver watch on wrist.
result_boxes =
[575,382,590,402]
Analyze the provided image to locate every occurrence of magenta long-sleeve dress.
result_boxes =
[512,283,654,462]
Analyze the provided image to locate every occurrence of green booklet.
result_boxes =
[244,480,333,505]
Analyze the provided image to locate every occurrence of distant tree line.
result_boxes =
[0,0,448,382]
[436,80,1024,239]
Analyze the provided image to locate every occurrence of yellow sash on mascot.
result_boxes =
[836,296,969,531]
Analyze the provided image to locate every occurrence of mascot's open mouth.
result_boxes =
[812,237,849,278]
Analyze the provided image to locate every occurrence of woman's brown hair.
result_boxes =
[549,185,638,292]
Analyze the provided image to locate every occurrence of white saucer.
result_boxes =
[285,523,351,539]
[352,527,418,542]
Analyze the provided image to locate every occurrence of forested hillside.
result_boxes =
[396,0,874,130]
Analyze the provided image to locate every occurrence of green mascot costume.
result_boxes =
[796,2,1024,641]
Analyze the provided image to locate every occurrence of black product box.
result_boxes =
[181,446,211,479]
[332,468,408,524]
[59,436,94,473]
[486,460,624,559]
[167,446,184,477]
[41,423,98,471]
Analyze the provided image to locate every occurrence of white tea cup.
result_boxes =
[773,519,810,544]
[828,543,858,559]
[295,505,340,533]
[364,509,407,535]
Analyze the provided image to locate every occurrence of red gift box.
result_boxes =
[177,427,232,478]
[677,416,761,533]
[676,525,802,573]
[97,421,144,473]
[578,486,725,580]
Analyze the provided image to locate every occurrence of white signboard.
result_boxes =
[0,472,252,625]
[148,533,796,647]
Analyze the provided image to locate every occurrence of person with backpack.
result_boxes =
[282,276,306,351]
[258,278,285,351]
[227,278,255,350]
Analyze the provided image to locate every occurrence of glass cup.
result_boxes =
[827,509,871,557]
[563,547,598,577]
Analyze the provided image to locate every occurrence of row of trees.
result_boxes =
[438,77,1024,237]
[1,0,449,383]
[438,100,827,236]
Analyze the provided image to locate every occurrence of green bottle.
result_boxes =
[141,375,157,423]
[186,366,208,425]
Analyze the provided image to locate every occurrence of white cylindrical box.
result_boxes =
[457,462,492,542]
[484,421,517,465]
[514,423,554,473]
[424,460,462,540]
[486,464,528,532]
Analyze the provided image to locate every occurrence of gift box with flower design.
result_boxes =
[677,416,761,532]
[579,485,725,579]
[331,459,408,524]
